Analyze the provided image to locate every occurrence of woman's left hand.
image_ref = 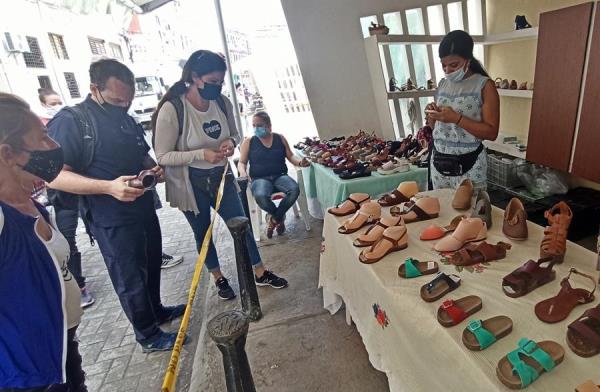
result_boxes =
[427,106,461,124]
[150,165,166,183]
[219,139,235,157]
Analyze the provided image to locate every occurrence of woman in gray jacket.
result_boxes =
[152,50,288,300]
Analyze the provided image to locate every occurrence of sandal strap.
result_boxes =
[407,203,432,221]
[507,338,556,388]
[467,320,497,349]
[439,299,466,324]
[426,273,459,293]
[386,189,410,203]
[568,307,600,349]
[564,268,597,299]
[404,258,422,278]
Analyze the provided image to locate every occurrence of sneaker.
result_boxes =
[266,217,277,239]
[255,270,288,289]
[215,277,236,300]
[161,252,184,269]
[156,304,186,324]
[80,287,95,308]
[276,218,286,235]
[140,331,190,353]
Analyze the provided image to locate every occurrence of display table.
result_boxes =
[298,158,428,216]
[319,188,599,391]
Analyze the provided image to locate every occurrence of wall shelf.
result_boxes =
[483,27,539,45]
[387,90,436,99]
[498,89,533,98]
[484,134,527,159]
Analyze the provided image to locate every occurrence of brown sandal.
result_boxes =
[567,304,600,358]
[502,257,558,298]
[391,197,439,223]
[377,181,419,207]
[576,381,600,392]
[450,241,512,266]
[436,295,482,327]
[338,202,381,234]
[534,268,596,324]
[358,226,407,264]
[328,193,370,216]
[540,201,572,263]
[353,216,403,247]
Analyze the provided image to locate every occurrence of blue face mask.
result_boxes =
[445,62,468,83]
[254,126,268,138]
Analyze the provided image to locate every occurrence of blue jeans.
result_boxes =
[251,174,300,223]
[184,167,263,273]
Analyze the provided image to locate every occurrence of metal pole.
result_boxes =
[213,0,245,138]
[226,217,262,321]
[208,311,256,392]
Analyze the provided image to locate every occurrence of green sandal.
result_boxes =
[496,338,565,389]
[462,316,512,350]
[398,258,438,278]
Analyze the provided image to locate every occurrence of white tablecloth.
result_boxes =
[319,189,599,391]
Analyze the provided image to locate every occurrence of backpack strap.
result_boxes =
[61,103,97,173]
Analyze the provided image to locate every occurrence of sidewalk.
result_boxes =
[189,210,389,391]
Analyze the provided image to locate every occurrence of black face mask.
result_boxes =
[98,91,131,117]
[198,82,223,100]
[19,147,64,183]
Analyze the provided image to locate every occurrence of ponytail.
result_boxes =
[469,58,490,78]
[150,79,188,132]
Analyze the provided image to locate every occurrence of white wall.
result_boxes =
[280,0,445,139]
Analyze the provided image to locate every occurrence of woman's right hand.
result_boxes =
[425,102,440,125]
[204,149,224,164]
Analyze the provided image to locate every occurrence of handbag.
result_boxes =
[432,143,484,177]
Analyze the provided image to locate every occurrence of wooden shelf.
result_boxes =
[498,89,533,98]
[483,27,539,45]
[484,136,527,159]
[387,90,436,99]
[369,28,537,46]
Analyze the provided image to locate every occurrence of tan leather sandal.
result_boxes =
[452,178,473,210]
[338,202,381,234]
[359,225,408,264]
[576,381,600,392]
[391,196,440,223]
[328,193,370,217]
[434,217,487,253]
[540,201,572,263]
[353,216,403,247]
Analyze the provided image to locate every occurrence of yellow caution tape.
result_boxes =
[161,167,229,392]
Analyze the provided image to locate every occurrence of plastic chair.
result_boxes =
[247,166,311,242]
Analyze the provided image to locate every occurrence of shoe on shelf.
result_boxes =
[509,80,518,90]
[140,330,190,353]
[161,252,184,269]
[427,79,436,90]
[500,79,510,89]
[255,270,288,289]
[215,277,236,300]
[157,304,186,324]
[80,287,95,308]
[515,15,532,30]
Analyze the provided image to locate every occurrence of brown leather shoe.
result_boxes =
[452,179,473,210]
[540,201,572,263]
[502,198,528,241]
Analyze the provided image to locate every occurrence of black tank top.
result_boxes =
[248,134,288,179]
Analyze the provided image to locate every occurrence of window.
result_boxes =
[278,81,282,89]
[447,2,464,31]
[359,15,377,38]
[290,105,295,113]
[88,37,106,55]
[286,92,291,101]
[284,104,289,113]
[23,36,46,68]
[292,92,297,101]
[280,92,286,102]
[383,12,403,34]
[289,79,294,88]
[286,67,291,77]
[63,72,81,98]
[282,80,288,88]
[109,43,124,60]
[427,5,446,35]
[38,75,52,90]
[48,33,69,59]
[296,104,301,112]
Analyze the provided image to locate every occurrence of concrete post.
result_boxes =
[226,217,262,321]
[208,311,256,392]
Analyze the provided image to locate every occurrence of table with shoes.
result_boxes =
[319,182,599,391]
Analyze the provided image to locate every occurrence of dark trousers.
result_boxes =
[90,213,163,342]
[55,208,85,289]
[0,327,87,392]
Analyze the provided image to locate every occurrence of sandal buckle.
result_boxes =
[467,320,482,332]
[441,299,454,310]
[518,339,538,354]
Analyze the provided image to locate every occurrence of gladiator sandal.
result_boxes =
[540,202,572,263]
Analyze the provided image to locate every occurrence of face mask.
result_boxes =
[445,62,468,83]
[198,82,223,100]
[97,91,130,117]
[254,127,268,138]
[19,147,64,183]
[46,105,63,117]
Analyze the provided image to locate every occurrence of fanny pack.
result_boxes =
[432,143,484,177]
[189,165,234,199]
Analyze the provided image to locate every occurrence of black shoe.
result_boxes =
[215,277,236,300]
[255,270,288,289]
[156,304,186,324]
[140,331,190,353]
[515,15,532,30]
[161,252,184,269]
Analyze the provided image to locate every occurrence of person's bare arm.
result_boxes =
[281,135,309,167]
[49,165,144,202]
[237,138,251,178]
[428,80,500,141]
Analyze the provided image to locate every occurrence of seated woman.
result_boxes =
[238,111,309,238]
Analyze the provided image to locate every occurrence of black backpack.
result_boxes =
[152,95,228,148]
[47,102,98,211]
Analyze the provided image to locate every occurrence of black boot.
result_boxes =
[515,15,532,30]
[389,77,398,92]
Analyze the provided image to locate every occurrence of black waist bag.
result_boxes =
[432,143,484,177]
[189,165,234,200]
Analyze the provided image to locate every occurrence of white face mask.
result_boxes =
[46,104,63,116]
[445,62,469,83]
